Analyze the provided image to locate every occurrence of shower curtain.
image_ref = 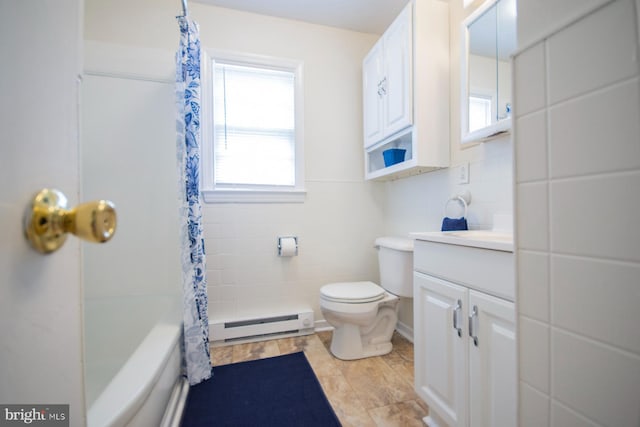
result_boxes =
[176,15,211,385]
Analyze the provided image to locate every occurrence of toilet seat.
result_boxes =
[320,281,385,303]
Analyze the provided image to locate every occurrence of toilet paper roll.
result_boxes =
[279,237,297,257]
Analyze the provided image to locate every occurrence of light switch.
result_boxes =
[458,163,470,184]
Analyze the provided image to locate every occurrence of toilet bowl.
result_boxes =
[320,237,414,360]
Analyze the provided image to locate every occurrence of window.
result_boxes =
[202,51,305,203]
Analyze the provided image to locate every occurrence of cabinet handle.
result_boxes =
[452,299,463,337]
[379,77,387,95]
[469,305,479,347]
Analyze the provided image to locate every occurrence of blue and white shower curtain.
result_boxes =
[176,16,211,385]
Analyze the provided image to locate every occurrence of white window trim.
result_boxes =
[200,49,305,203]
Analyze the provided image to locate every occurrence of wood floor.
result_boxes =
[210,331,429,426]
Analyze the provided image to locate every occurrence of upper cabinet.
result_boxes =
[363,5,413,148]
[460,0,517,145]
[363,0,450,181]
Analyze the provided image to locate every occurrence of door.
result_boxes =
[363,40,384,147]
[414,272,467,427]
[382,2,412,137]
[0,1,85,425]
[468,290,516,427]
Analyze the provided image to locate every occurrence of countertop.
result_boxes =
[410,230,514,252]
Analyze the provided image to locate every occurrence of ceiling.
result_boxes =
[192,0,411,34]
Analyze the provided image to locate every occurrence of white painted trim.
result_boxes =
[395,321,414,343]
[200,49,306,203]
[313,319,333,332]
[460,0,513,146]
[202,188,306,203]
[84,41,174,83]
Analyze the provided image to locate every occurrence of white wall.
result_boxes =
[85,0,385,327]
[514,0,640,426]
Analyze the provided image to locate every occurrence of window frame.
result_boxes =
[201,49,305,203]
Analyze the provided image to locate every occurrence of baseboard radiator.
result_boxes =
[210,310,314,344]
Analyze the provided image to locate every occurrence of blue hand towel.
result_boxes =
[441,217,468,231]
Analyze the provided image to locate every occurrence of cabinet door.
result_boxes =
[414,272,468,427]
[382,2,412,138]
[363,40,384,147]
[468,290,516,427]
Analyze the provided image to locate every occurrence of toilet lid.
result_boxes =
[320,281,385,303]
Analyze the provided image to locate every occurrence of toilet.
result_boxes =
[319,237,414,360]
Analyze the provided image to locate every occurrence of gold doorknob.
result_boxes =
[24,188,117,254]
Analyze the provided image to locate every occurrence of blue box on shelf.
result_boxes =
[382,148,406,167]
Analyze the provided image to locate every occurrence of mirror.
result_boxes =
[461,0,517,144]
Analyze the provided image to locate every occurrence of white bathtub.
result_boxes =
[87,323,185,427]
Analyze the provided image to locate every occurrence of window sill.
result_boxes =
[202,188,307,204]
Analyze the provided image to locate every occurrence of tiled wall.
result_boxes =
[514,0,640,425]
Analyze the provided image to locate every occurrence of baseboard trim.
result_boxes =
[314,319,333,332]
[395,321,414,343]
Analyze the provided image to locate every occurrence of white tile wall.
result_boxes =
[516,111,547,182]
[516,182,549,250]
[517,0,610,49]
[552,330,640,427]
[550,403,601,427]
[519,383,550,427]
[519,317,550,393]
[546,0,638,104]
[550,173,640,261]
[548,79,640,178]
[203,180,385,323]
[515,1,640,426]
[551,255,640,353]
[514,43,546,116]
[517,251,549,321]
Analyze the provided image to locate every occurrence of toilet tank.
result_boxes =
[375,237,414,298]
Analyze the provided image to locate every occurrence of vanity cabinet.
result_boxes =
[362,0,450,181]
[413,238,516,427]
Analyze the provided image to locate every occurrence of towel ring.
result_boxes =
[444,192,471,218]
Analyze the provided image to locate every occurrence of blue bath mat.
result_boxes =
[181,352,341,427]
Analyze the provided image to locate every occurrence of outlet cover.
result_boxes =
[458,163,470,184]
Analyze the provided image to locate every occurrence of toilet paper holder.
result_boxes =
[278,236,298,256]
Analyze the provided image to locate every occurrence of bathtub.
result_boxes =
[87,323,187,427]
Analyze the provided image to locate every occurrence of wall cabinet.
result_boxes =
[413,239,516,427]
[362,0,450,181]
[363,5,412,148]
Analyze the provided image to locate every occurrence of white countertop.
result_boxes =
[410,230,514,252]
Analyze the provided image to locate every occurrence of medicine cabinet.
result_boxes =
[460,0,517,145]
